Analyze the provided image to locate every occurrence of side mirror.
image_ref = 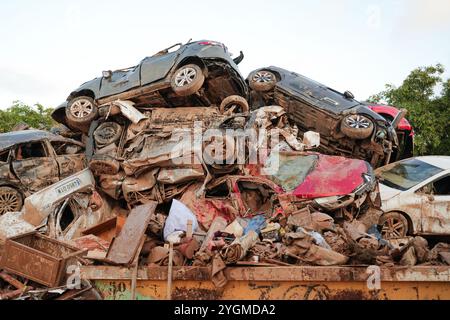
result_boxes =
[102,70,113,80]
[233,51,244,65]
[391,108,407,129]
[344,91,355,99]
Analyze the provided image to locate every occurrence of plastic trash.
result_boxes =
[163,199,199,242]
[243,215,267,235]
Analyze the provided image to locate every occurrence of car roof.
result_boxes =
[0,130,83,151]
[261,66,365,113]
[412,156,450,170]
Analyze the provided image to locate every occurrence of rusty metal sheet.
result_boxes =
[81,216,126,243]
[105,202,157,265]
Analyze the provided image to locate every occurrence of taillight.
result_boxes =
[198,41,224,48]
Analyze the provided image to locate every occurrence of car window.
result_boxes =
[420,175,450,196]
[15,142,47,160]
[51,141,84,156]
[378,158,443,191]
[206,182,230,198]
[264,153,319,191]
[0,149,10,162]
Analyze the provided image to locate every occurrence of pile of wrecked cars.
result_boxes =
[1,40,449,301]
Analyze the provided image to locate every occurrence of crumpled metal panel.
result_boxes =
[105,202,157,266]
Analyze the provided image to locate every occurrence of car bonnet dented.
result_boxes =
[265,152,373,199]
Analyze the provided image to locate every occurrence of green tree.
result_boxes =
[369,64,450,156]
[0,101,56,133]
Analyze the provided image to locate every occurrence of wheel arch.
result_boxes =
[68,89,96,102]
[175,57,208,76]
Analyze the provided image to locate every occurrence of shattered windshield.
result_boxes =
[378,158,443,191]
[264,153,318,191]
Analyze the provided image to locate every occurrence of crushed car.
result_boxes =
[247,66,403,168]
[376,156,450,239]
[181,151,380,231]
[0,130,86,215]
[52,40,248,133]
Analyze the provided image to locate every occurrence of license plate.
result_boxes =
[56,178,82,195]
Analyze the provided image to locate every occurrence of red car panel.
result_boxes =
[292,154,369,198]
[368,105,413,133]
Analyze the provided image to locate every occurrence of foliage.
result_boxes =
[0,101,55,133]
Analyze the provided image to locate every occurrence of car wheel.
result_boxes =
[380,212,409,239]
[94,122,123,146]
[0,187,23,215]
[219,95,250,115]
[66,96,99,128]
[341,114,374,140]
[171,64,205,97]
[249,70,278,92]
[89,155,120,176]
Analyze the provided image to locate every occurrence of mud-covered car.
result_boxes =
[247,66,401,168]
[181,151,379,230]
[0,130,86,215]
[52,40,248,133]
[376,156,450,239]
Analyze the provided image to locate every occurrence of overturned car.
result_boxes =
[52,40,248,133]
[247,66,401,168]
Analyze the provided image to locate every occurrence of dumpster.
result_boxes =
[80,265,450,300]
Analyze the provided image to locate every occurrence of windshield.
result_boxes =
[264,153,318,191]
[378,158,443,191]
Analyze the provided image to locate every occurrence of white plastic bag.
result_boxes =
[163,199,199,242]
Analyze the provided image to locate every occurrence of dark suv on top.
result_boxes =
[247,66,401,168]
[52,40,248,133]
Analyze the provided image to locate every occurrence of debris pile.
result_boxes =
[0,40,449,299]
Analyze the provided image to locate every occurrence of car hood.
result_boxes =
[292,154,370,198]
[378,183,402,201]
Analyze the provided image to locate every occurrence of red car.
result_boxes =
[368,105,414,160]
[181,152,377,230]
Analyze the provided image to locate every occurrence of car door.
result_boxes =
[50,140,87,179]
[11,140,60,192]
[99,66,141,98]
[0,148,14,180]
[420,174,450,235]
[140,44,184,86]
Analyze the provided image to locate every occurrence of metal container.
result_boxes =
[0,232,84,287]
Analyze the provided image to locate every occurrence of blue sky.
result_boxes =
[0,0,449,108]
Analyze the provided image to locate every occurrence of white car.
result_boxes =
[376,156,450,239]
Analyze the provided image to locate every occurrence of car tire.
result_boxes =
[94,122,123,146]
[66,96,99,128]
[341,114,374,140]
[0,186,23,215]
[249,70,278,92]
[219,95,250,115]
[380,212,409,239]
[89,155,120,176]
[171,64,205,97]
